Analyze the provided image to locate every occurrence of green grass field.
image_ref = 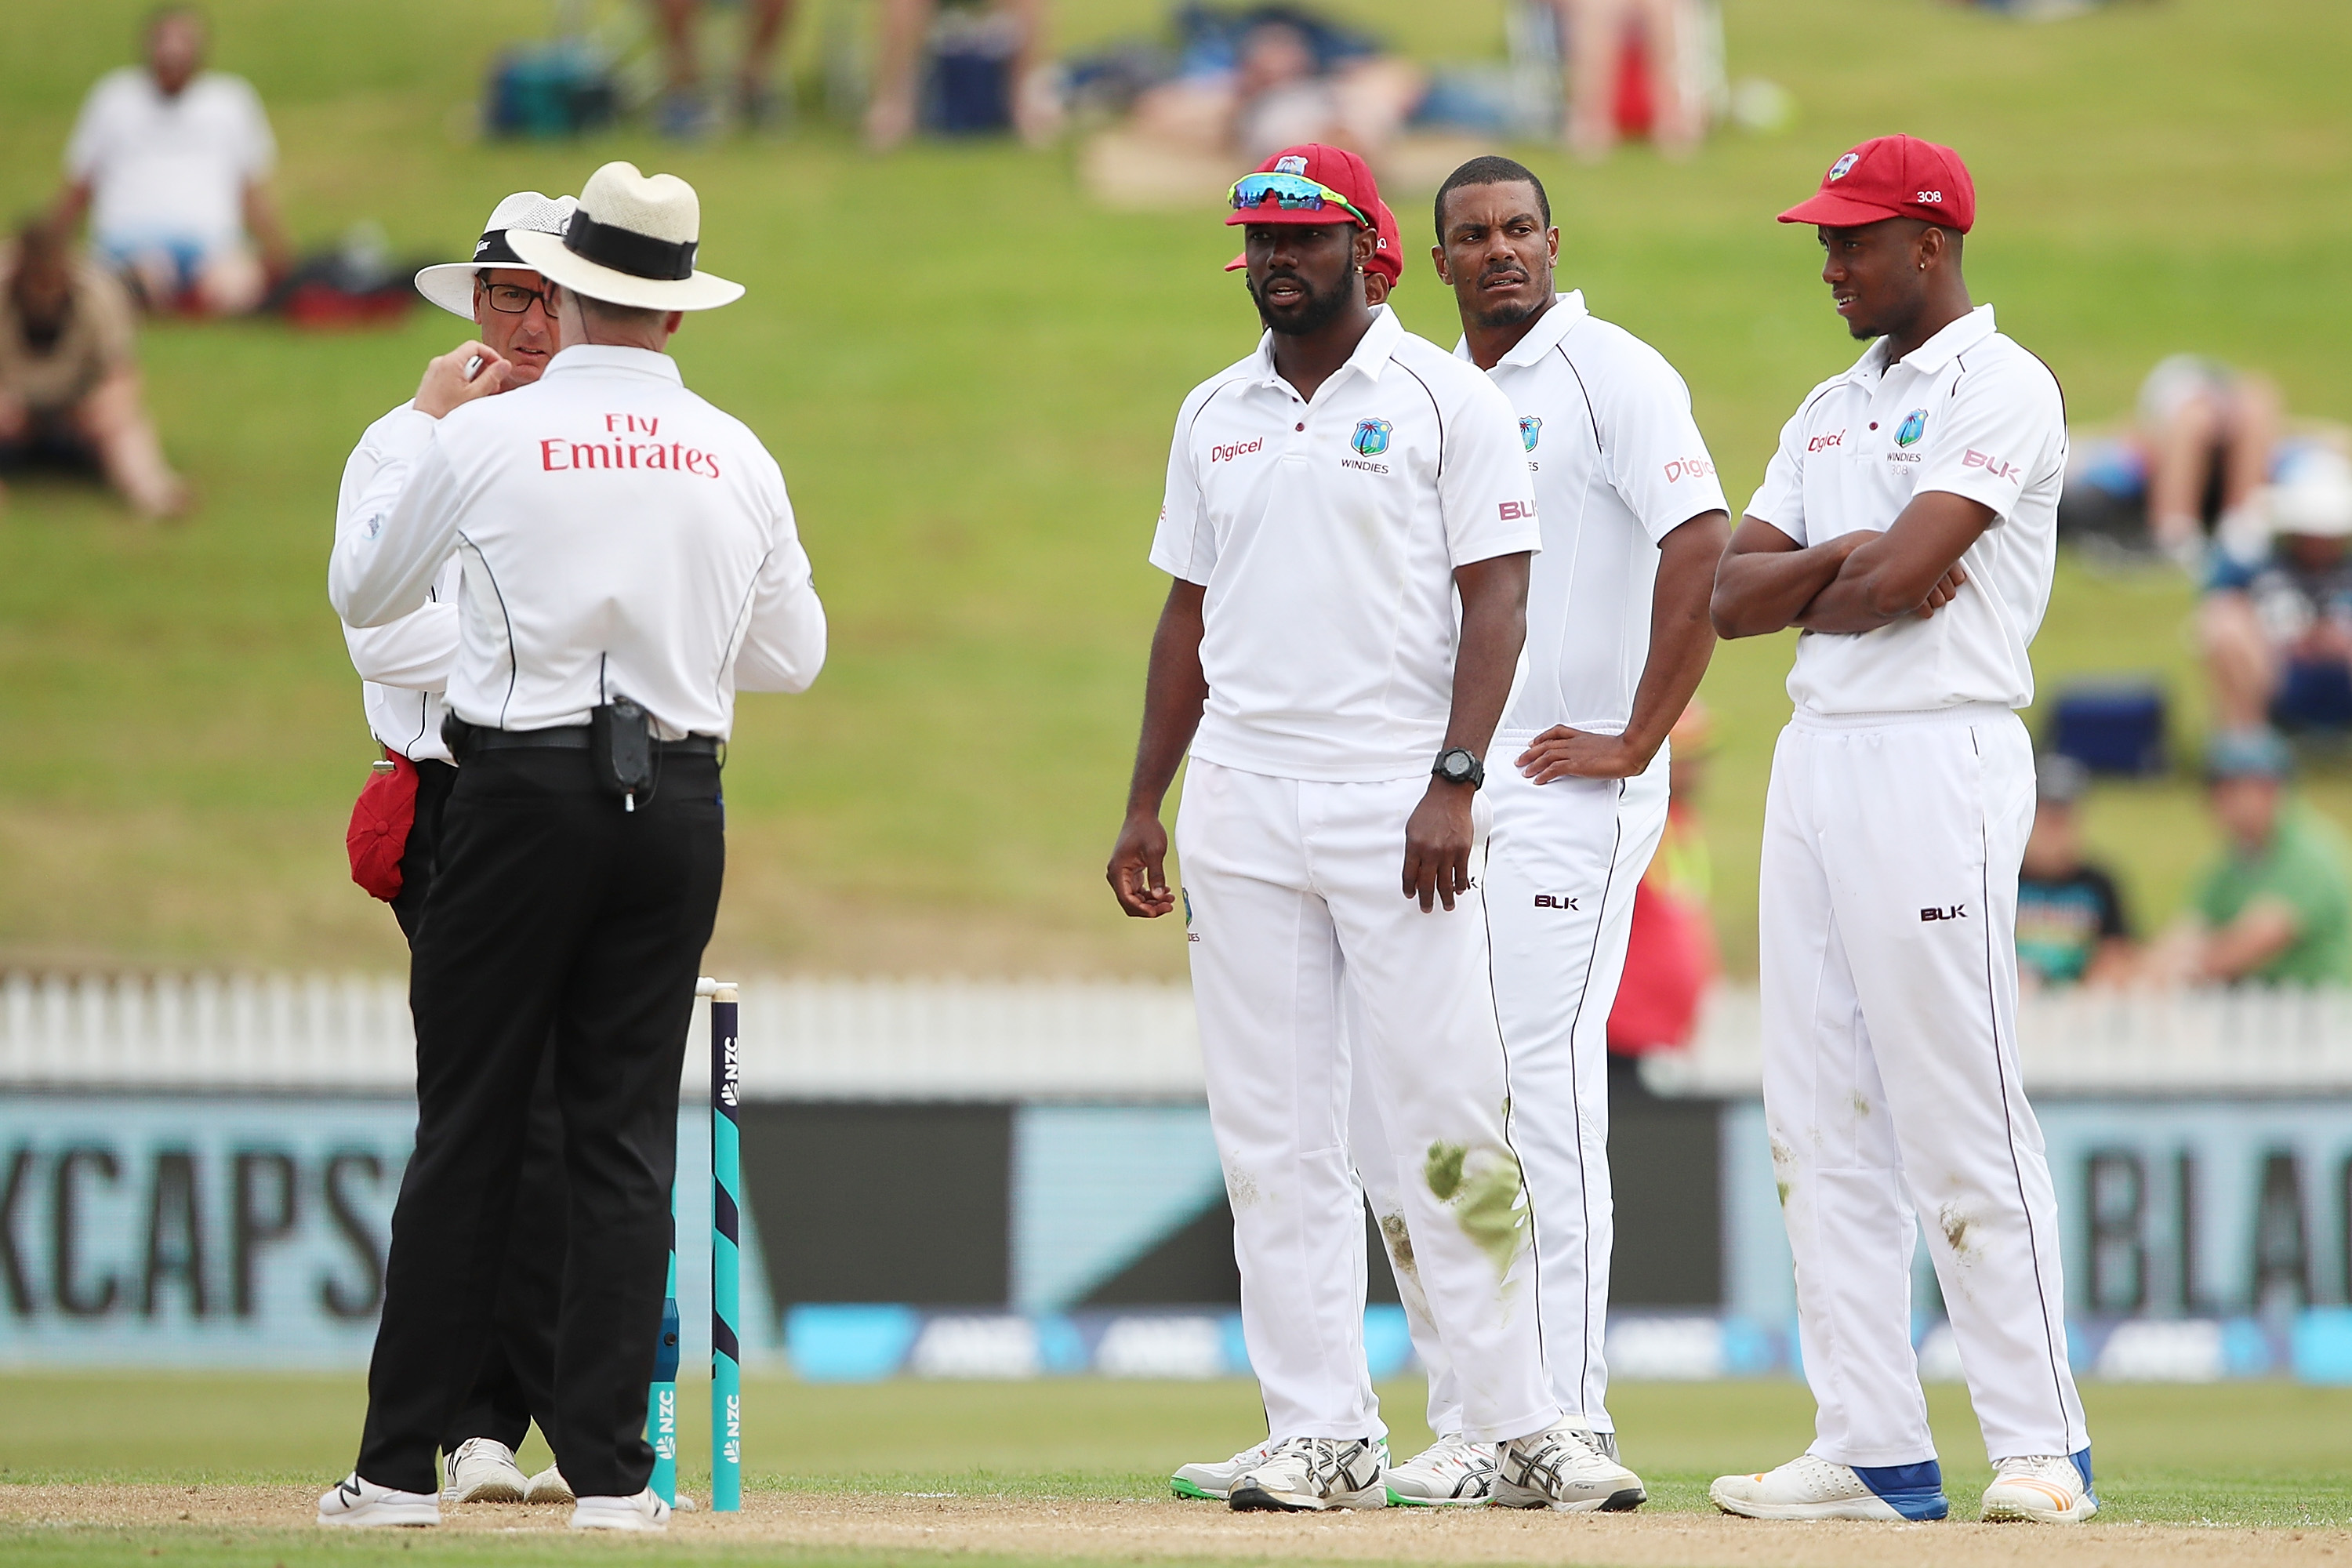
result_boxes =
[0,1371,2348,1565]
[2,0,2350,978]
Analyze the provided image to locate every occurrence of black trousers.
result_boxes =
[391,760,568,1460]
[357,748,724,1497]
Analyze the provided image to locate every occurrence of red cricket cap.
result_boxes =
[1777,135,1975,234]
[1226,195,1398,281]
[1225,143,1379,230]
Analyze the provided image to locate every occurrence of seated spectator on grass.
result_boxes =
[2139,354,2282,570]
[652,0,797,138]
[2200,446,2352,733]
[53,5,290,316]
[867,0,1061,151]
[1127,9,1424,165]
[1559,0,1704,162]
[2016,754,2135,990]
[2150,730,2352,988]
[0,219,187,519]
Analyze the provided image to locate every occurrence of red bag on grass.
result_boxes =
[347,753,419,901]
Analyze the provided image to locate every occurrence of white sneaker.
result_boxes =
[523,1465,575,1504]
[1228,1436,1388,1512]
[317,1473,441,1528]
[1494,1425,1645,1512]
[1172,1439,1276,1501]
[1710,1454,1948,1521]
[441,1438,528,1504]
[570,1489,671,1532]
[1981,1454,2097,1523]
[1383,1433,1497,1507]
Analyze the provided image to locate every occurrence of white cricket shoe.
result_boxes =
[1227,1436,1388,1512]
[441,1438,528,1504]
[570,1489,671,1532]
[1171,1439,1276,1501]
[317,1473,441,1528]
[1383,1433,1497,1507]
[523,1465,575,1504]
[1710,1454,1949,1521]
[1493,1425,1645,1512]
[1981,1454,2098,1523]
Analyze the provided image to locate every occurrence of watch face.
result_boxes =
[1441,751,1471,780]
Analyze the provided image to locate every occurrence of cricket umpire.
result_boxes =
[324,161,826,1531]
[334,190,583,1509]
[1708,136,2091,1526]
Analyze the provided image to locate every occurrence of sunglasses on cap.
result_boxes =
[1229,172,1371,229]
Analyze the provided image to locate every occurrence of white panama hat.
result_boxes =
[506,162,743,312]
[412,191,579,320]
[2269,446,2352,540]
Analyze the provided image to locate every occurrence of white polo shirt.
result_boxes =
[66,68,274,253]
[1151,306,1541,782]
[1746,304,2064,717]
[336,404,461,764]
[1457,292,1727,737]
[329,345,826,740]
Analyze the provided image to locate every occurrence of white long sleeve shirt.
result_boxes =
[329,345,826,739]
[337,403,461,763]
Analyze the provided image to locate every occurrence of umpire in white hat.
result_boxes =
[323,162,826,1531]
[333,190,583,1508]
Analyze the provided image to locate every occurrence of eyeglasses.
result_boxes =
[480,279,558,316]
[1229,172,1371,230]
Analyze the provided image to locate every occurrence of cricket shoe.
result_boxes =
[570,1489,671,1532]
[441,1438,528,1504]
[1228,1436,1388,1512]
[1710,1454,1948,1521]
[317,1474,441,1528]
[1493,1425,1645,1512]
[1172,1439,1276,1501]
[523,1465,574,1505]
[1383,1434,1497,1507]
[1980,1452,2097,1523]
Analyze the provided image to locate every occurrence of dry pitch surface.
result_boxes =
[5,1486,2350,1567]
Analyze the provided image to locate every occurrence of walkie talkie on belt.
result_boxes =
[590,697,658,811]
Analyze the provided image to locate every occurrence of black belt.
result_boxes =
[467,726,720,757]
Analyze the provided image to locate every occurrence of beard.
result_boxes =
[1250,269,1355,337]
[1468,273,1546,332]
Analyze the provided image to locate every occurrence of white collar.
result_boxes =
[543,343,684,383]
[1846,302,1998,383]
[1454,290,1588,368]
[1253,303,1406,391]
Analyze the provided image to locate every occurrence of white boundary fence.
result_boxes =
[8,972,2352,1097]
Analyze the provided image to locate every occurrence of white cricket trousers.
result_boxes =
[1176,758,1561,1446]
[1353,740,1668,1439]
[1762,705,2089,1468]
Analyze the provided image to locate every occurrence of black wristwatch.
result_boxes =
[1432,746,1484,789]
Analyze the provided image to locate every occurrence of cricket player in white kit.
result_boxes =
[1108,143,1642,1515]
[1708,136,2093,1526]
[1348,155,1730,1506]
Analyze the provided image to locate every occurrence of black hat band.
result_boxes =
[472,228,524,266]
[564,209,697,281]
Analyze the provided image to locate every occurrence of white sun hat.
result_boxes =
[506,162,743,312]
[2268,445,2352,539]
[412,191,579,320]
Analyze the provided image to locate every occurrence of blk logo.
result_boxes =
[1498,499,1537,521]
[1962,448,2020,481]
[1921,904,1968,922]
[1533,894,1580,911]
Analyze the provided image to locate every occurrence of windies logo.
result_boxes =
[1352,418,1392,457]
[1828,151,1860,182]
[1896,408,1929,448]
[1275,154,1308,176]
[1519,416,1542,452]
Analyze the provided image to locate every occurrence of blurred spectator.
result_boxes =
[53,5,290,316]
[867,0,1061,151]
[654,0,797,136]
[1610,699,1718,1054]
[2199,446,2352,733]
[2016,754,2136,990]
[0,219,188,519]
[2139,354,2281,568]
[1127,8,1423,165]
[1558,0,1703,162]
[2151,730,2352,987]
